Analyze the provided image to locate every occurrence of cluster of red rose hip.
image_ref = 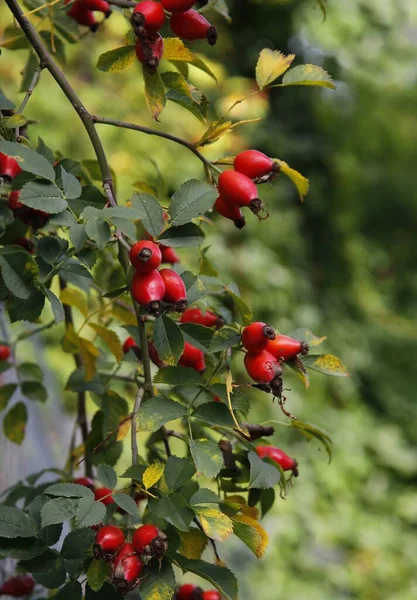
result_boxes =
[131,0,217,74]
[1,153,49,239]
[242,321,309,397]
[0,574,35,597]
[66,0,112,32]
[214,150,280,229]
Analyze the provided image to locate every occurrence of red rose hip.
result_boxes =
[218,171,262,214]
[67,1,99,31]
[214,195,246,229]
[244,350,281,384]
[203,592,222,600]
[170,10,217,45]
[94,487,115,505]
[129,240,162,273]
[80,0,112,16]
[94,525,125,558]
[159,268,187,311]
[112,543,143,593]
[0,153,22,180]
[241,322,276,353]
[234,149,279,182]
[131,1,166,34]
[180,307,222,328]
[256,445,298,476]
[132,523,168,558]
[123,336,138,354]
[0,575,35,597]
[161,0,195,12]
[135,34,164,73]
[131,269,166,315]
[176,584,203,600]
[179,341,206,373]
[266,334,309,361]
[0,345,11,362]
[161,244,180,264]
[74,476,95,489]
[8,190,23,210]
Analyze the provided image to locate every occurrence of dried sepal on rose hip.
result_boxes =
[218,170,263,216]
[94,525,125,559]
[241,321,276,353]
[170,10,217,45]
[256,445,299,477]
[129,240,162,273]
[159,268,188,312]
[135,34,164,74]
[266,334,309,361]
[132,524,168,560]
[112,542,143,594]
[131,1,166,35]
[234,149,280,183]
[131,269,166,316]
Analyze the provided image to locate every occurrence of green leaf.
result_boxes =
[137,397,187,433]
[97,46,136,73]
[143,67,166,120]
[161,71,192,97]
[131,192,164,237]
[4,402,27,444]
[192,402,235,427]
[255,49,295,89]
[181,271,205,303]
[153,315,184,366]
[166,88,208,124]
[302,353,348,377]
[61,167,82,199]
[87,559,110,592]
[37,137,55,164]
[44,483,93,498]
[0,247,38,300]
[291,419,333,463]
[55,580,82,600]
[169,179,217,226]
[120,464,147,480]
[20,181,67,213]
[209,327,240,353]
[85,217,111,249]
[21,380,47,402]
[0,89,15,110]
[0,140,55,181]
[140,558,176,600]
[18,363,44,381]
[6,289,45,322]
[232,514,268,559]
[0,505,38,539]
[75,498,106,529]
[61,527,95,558]
[225,286,252,325]
[3,114,27,129]
[113,493,139,517]
[165,456,196,491]
[190,488,219,506]
[193,506,233,542]
[37,237,62,265]
[158,223,205,247]
[41,498,79,527]
[45,289,65,323]
[96,464,118,489]
[179,323,214,353]
[260,488,275,518]
[0,536,45,560]
[70,223,88,251]
[188,55,218,82]
[190,439,224,479]
[173,554,238,600]
[248,450,281,489]
[20,549,61,574]
[281,64,335,89]
[149,493,194,531]
[0,383,17,411]
[153,366,202,385]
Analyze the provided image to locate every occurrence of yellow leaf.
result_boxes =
[60,287,88,318]
[162,37,194,62]
[78,337,99,382]
[281,64,335,89]
[197,120,233,148]
[143,462,164,490]
[232,514,269,559]
[226,495,259,520]
[89,323,123,362]
[133,181,158,196]
[97,46,136,73]
[213,156,235,166]
[194,506,233,543]
[230,118,262,130]
[117,417,132,442]
[112,306,137,326]
[275,159,310,203]
[303,354,349,377]
[143,67,167,121]
[178,529,208,559]
[62,322,80,353]
[256,49,295,89]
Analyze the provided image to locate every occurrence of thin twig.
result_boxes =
[131,387,144,467]
[17,64,43,114]
[108,0,136,7]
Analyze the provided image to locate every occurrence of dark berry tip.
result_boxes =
[175,299,188,313]
[292,460,299,477]
[271,374,283,397]
[249,198,263,215]
[263,324,276,340]
[207,25,218,46]
[90,23,99,32]
[300,342,309,355]
[234,217,246,229]
[148,300,162,315]
[138,247,152,261]
[131,12,145,28]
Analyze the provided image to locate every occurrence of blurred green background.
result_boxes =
[1,0,417,598]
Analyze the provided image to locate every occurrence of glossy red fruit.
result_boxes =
[94,525,125,558]
[132,1,166,34]
[0,153,22,180]
[218,171,262,214]
[203,592,221,600]
[161,244,180,264]
[8,191,23,210]
[179,342,206,373]
[131,269,166,315]
[0,574,35,597]
[135,34,164,73]
[161,0,195,12]
[241,322,275,353]
[266,334,309,361]
[214,195,246,229]
[176,584,202,600]
[0,346,11,361]
[148,340,167,368]
[123,336,138,354]
[112,543,143,592]
[74,477,95,489]
[170,10,217,45]
[129,240,162,273]
[256,445,298,476]
[132,523,168,558]
[180,307,223,329]
[94,487,115,505]
[234,150,279,182]
[159,268,187,311]
[80,0,111,16]
[67,1,99,30]
[244,350,282,385]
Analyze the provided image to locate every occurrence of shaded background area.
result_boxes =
[1,0,417,598]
